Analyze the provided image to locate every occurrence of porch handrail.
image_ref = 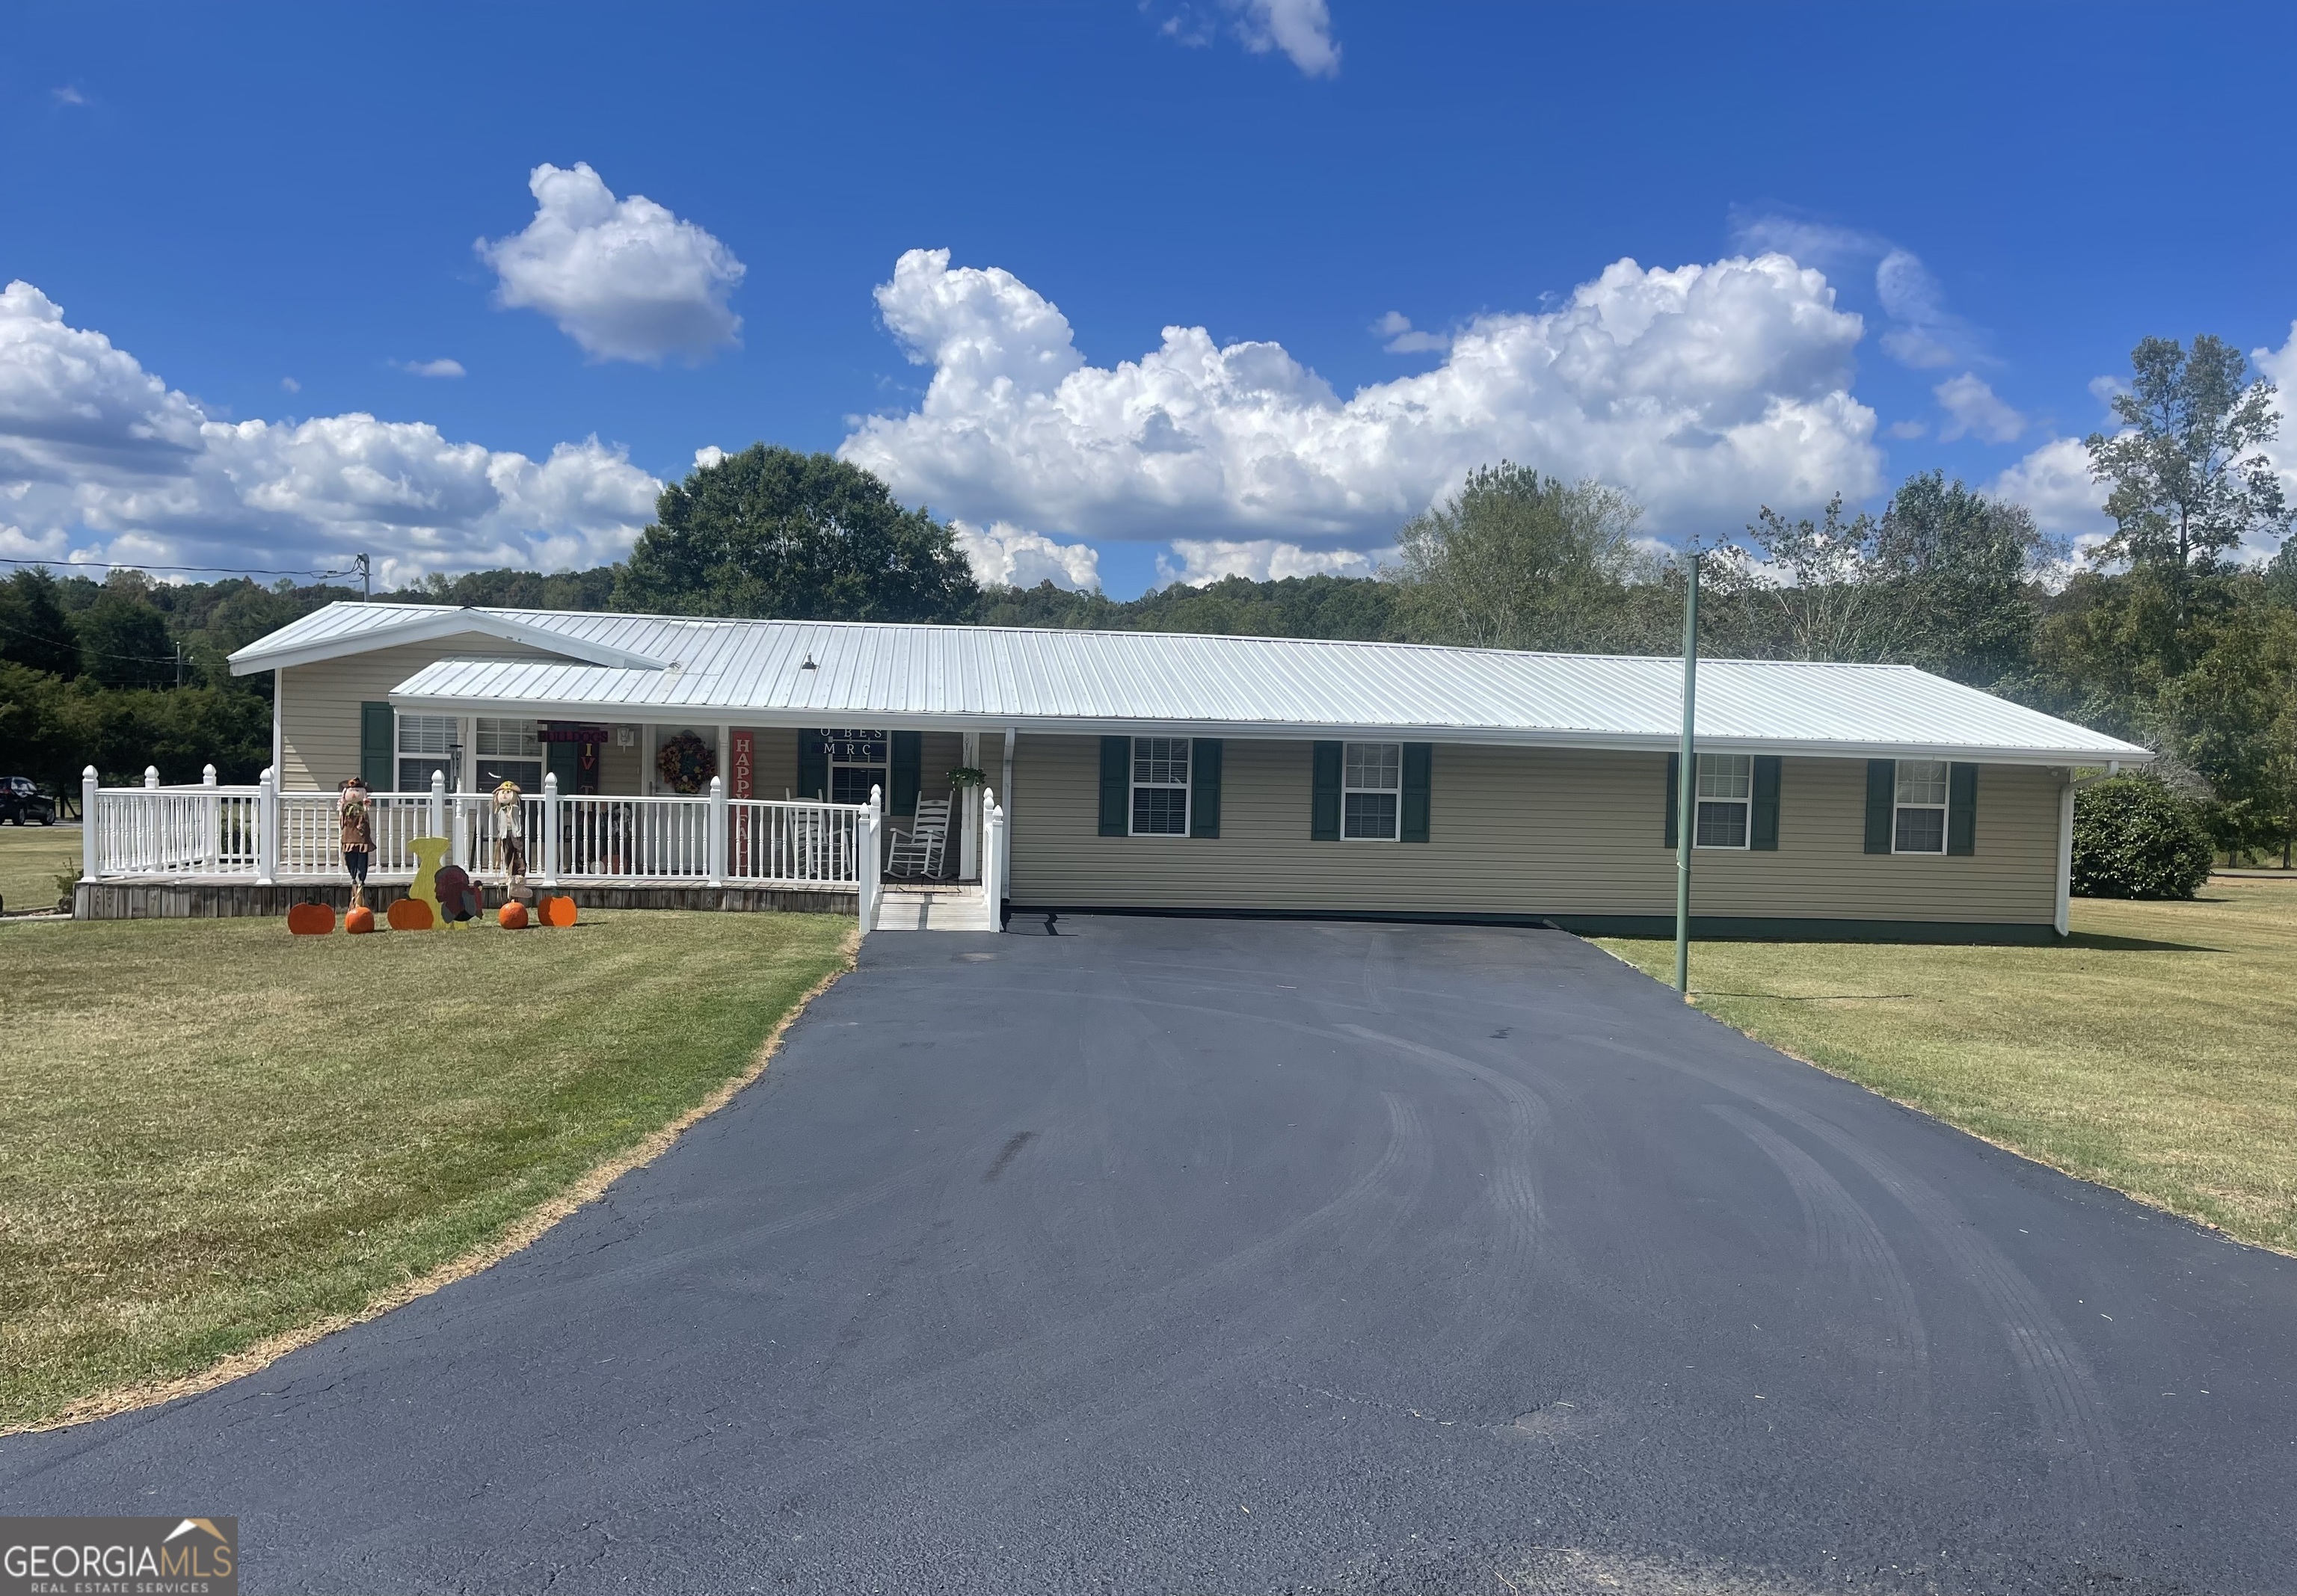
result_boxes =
[79,771,873,896]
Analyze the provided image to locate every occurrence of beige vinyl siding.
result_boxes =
[1008,736,2063,927]
[734,727,800,801]
[917,733,967,807]
[595,727,644,795]
[275,635,573,791]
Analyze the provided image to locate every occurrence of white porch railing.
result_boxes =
[79,765,876,896]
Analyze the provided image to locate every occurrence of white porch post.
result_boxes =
[255,766,279,886]
[81,766,99,885]
[2054,774,2076,937]
[998,729,1015,905]
[144,765,159,789]
[981,786,1004,933]
[202,763,220,874]
[541,771,562,887]
[428,768,446,840]
[857,783,882,934]
[960,730,980,879]
[706,774,727,887]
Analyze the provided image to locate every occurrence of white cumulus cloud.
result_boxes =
[395,357,466,378]
[476,162,745,365]
[951,520,1101,591]
[1371,310,1448,354]
[1934,372,2026,443]
[1155,538,1386,588]
[838,247,1881,557]
[1730,215,1981,372]
[1990,436,2106,546]
[0,279,661,586]
[1232,0,1340,76]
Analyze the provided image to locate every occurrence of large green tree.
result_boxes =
[2086,334,2290,579]
[1392,464,1646,650]
[614,446,980,622]
[0,569,80,678]
[73,585,179,689]
[1873,472,2053,686]
[2156,600,2297,865]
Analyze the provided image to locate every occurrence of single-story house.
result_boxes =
[225,601,2150,940]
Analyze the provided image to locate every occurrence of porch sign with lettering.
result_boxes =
[731,730,754,875]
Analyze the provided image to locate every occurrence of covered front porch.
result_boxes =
[73,751,1009,931]
[372,715,1006,887]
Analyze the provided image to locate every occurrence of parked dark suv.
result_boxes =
[1,777,58,825]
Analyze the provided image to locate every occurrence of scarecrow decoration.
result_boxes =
[492,780,529,891]
[339,777,375,911]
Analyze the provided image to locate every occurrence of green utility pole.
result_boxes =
[1673,552,1700,998]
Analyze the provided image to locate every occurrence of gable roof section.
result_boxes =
[226,603,675,674]
[267,602,2162,766]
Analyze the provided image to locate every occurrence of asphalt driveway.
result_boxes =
[5,916,2293,1593]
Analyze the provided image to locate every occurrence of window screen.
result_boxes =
[1694,752,1752,848]
[1343,742,1401,839]
[1894,759,1949,854]
[1131,738,1190,835]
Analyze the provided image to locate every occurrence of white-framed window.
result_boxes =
[1131,737,1190,835]
[1343,742,1402,840]
[397,713,458,793]
[823,728,888,806]
[1894,758,1949,854]
[476,717,543,792]
[1694,753,1753,848]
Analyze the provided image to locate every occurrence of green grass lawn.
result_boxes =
[1596,881,2297,1255]
[0,910,850,1432]
[0,822,78,915]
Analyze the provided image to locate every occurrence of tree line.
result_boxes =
[4,336,2292,865]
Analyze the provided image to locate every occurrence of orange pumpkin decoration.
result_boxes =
[387,898,434,931]
[286,902,335,936]
[344,905,376,935]
[540,895,578,928]
[498,901,529,931]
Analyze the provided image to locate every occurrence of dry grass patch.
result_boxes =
[0,909,850,1432]
[1596,881,2297,1254]
[0,822,77,914]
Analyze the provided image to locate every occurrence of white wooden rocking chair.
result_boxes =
[886,794,952,878]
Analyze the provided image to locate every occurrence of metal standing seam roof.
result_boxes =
[231,602,2150,765]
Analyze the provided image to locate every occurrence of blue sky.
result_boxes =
[5,1,2295,598]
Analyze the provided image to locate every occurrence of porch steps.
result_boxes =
[874,881,995,932]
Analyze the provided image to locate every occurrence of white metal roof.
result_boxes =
[226,602,674,674]
[233,601,2151,765]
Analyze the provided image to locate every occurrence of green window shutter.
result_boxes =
[1750,756,1782,851]
[1311,742,1341,840]
[797,730,827,801]
[1400,743,1432,842]
[359,702,394,790]
[1948,762,1978,855]
[1189,739,1223,838]
[891,730,922,819]
[545,730,581,792]
[1663,752,1679,848]
[1864,760,1895,854]
[1099,737,1131,836]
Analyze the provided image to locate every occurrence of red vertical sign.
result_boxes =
[731,730,754,874]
